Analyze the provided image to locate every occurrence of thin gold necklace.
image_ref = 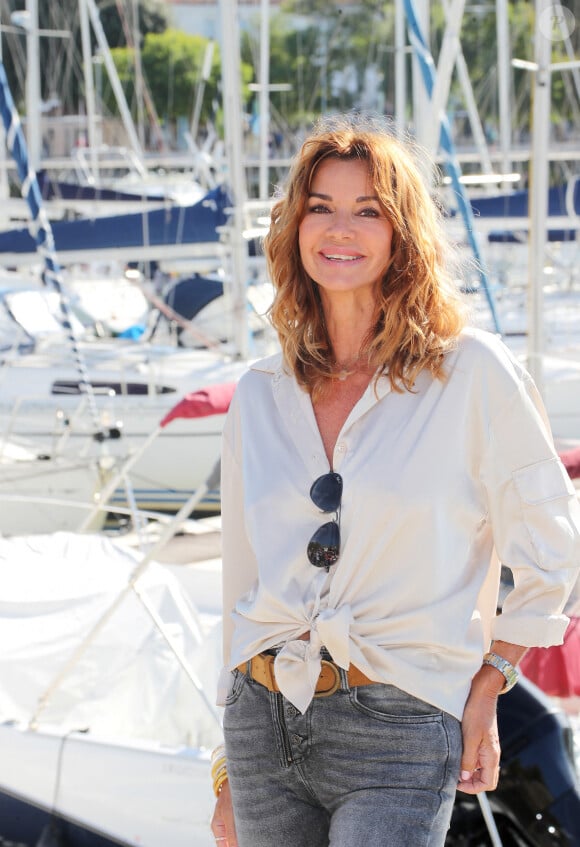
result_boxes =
[333,354,366,381]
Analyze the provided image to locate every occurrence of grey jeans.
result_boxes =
[223,666,462,847]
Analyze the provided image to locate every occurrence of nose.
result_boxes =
[326,210,353,238]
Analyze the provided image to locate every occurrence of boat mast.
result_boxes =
[526,0,551,395]
[218,0,249,360]
[79,0,100,182]
[403,0,501,333]
[84,0,143,159]
[258,0,270,201]
[394,0,407,136]
[496,0,513,187]
[25,0,41,171]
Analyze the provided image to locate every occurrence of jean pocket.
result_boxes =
[350,683,442,723]
[225,668,247,705]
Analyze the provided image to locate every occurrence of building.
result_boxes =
[165,0,286,41]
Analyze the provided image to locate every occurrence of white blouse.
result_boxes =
[218,327,580,718]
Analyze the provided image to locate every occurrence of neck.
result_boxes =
[332,352,372,382]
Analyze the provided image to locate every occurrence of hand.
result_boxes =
[457,670,501,794]
[211,779,238,847]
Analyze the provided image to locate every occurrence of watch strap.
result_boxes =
[482,651,519,694]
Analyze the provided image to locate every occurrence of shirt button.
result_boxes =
[337,442,346,452]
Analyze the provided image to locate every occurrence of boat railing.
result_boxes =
[0,387,119,461]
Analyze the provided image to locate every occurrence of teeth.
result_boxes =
[324,254,358,261]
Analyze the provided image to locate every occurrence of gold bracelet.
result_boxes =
[213,770,229,797]
[212,764,227,787]
[211,757,227,781]
[211,743,226,763]
[211,743,228,796]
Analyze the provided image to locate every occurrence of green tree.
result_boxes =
[0,0,168,113]
[243,0,394,130]
[96,0,169,48]
[105,28,252,140]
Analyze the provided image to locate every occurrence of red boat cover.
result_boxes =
[520,617,580,698]
[559,446,580,480]
[160,382,237,428]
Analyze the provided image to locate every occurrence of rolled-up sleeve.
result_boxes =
[482,373,580,646]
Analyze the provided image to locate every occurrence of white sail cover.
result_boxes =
[0,531,223,750]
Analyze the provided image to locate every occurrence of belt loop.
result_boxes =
[265,654,278,691]
[339,666,350,690]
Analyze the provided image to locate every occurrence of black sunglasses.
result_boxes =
[307,472,343,570]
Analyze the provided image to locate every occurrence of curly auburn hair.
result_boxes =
[263,114,468,398]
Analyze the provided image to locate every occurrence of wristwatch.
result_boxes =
[482,651,519,694]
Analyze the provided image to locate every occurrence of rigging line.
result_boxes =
[402,0,502,335]
[0,60,103,433]
[113,0,166,150]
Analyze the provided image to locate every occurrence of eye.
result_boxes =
[307,203,331,214]
[358,206,381,218]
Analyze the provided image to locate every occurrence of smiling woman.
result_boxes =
[267,114,466,403]
[209,114,580,847]
[298,158,394,303]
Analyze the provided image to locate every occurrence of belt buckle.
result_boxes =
[315,659,341,697]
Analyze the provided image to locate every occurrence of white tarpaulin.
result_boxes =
[0,531,222,750]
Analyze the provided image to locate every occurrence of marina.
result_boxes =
[0,0,579,844]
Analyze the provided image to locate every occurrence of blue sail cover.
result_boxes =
[36,170,158,203]
[0,184,231,255]
[469,179,580,243]
[470,179,580,219]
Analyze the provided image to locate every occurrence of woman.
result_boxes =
[210,115,580,847]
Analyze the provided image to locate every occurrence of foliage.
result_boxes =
[1,0,578,154]
[243,0,395,129]
[97,0,169,48]
[0,0,168,112]
[432,0,578,148]
[104,28,252,136]
[266,0,580,148]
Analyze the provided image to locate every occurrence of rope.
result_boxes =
[112,0,166,151]
[402,0,502,334]
[0,60,103,433]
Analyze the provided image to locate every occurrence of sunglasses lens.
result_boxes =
[307,521,341,569]
[310,472,343,512]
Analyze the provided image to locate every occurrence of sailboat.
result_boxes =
[0,0,276,526]
[401,0,580,448]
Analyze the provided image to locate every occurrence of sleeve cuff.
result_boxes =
[492,613,570,648]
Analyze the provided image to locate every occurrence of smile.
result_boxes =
[322,254,361,261]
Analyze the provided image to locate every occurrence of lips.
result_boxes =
[321,252,362,262]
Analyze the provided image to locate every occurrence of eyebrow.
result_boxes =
[308,192,380,203]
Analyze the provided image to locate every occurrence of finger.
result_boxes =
[459,741,480,780]
[211,817,227,838]
[213,827,231,847]
[461,742,500,792]
[457,765,500,794]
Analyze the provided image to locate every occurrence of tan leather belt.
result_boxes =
[236,652,377,698]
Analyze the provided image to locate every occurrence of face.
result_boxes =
[298,158,394,300]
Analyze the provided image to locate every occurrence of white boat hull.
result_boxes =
[0,342,251,523]
[0,723,216,847]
